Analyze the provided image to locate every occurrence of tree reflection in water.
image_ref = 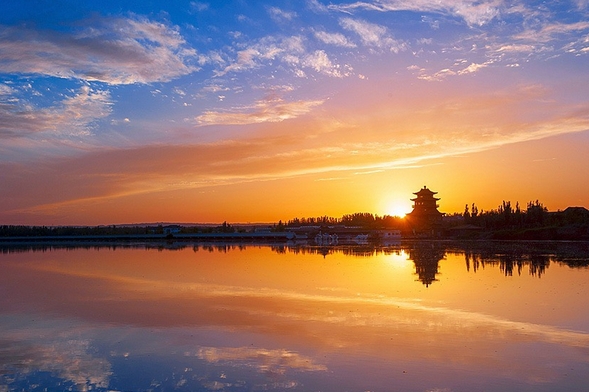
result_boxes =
[269,241,589,286]
[1,241,589,287]
[274,241,589,285]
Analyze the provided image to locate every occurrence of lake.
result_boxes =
[1,241,589,391]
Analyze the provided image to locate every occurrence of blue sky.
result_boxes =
[1,1,588,223]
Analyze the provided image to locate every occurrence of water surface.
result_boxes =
[1,241,589,391]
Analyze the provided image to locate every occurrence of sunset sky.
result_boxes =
[1,0,588,225]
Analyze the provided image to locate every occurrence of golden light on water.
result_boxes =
[384,250,412,269]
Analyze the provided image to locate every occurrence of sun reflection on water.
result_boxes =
[383,249,411,269]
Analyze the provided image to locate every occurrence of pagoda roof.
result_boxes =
[411,196,440,201]
[413,186,437,196]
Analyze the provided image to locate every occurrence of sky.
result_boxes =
[1,0,588,225]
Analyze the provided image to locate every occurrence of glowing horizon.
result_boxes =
[1,1,588,225]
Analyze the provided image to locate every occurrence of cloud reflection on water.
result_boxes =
[2,244,589,390]
[197,346,327,373]
[23,260,589,352]
[0,316,111,390]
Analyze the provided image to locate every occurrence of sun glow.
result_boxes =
[386,202,411,218]
[384,250,411,269]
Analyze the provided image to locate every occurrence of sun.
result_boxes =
[386,201,411,218]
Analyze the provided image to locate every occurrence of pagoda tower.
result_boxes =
[406,186,443,233]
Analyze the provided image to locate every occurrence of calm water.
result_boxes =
[1,241,589,391]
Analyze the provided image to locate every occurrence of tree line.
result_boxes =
[285,212,405,229]
[462,200,589,229]
[0,223,239,237]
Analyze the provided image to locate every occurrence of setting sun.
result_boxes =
[0,0,588,226]
[386,202,411,218]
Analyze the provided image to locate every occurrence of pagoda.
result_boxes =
[406,186,444,234]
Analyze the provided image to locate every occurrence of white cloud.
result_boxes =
[340,17,386,45]
[201,84,230,93]
[0,17,198,85]
[458,61,491,75]
[216,35,347,78]
[254,84,295,93]
[214,36,305,76]
[416,68,457,81]
[307,0,329,13]
[268,6,297,22]
[329,0,505,27]
[493,43,537,53]
[173,87,186,96]
[0,86,112,138]
[303,50,344,77]
[413,58,493,80]
[514,21,589,43]
[190,1,209,12]
[198,51,226,67]
[452,0,501,26]
[0,83,15,96]
[195,98,324,126]
[216,48,263,75]
[339,17,406,52]
[314,30,357,47]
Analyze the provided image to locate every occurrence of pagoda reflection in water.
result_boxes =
[405,242,446,287]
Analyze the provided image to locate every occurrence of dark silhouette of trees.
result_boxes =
[458,199,589,240]
[462,200,551,230]
[217,221,235,233]
[285,212,405,230]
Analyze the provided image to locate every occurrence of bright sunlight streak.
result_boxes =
[386,201,410,218]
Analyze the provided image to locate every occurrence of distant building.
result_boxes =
[406,186,444,236]
[163,225,181,235]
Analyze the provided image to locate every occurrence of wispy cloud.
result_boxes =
[457,60,493,75]
[514,21,589,43]
[339,17,406,52]
[307,0,329,13]
[412,57,495,80]
[491,43,537,53]
[215,36,305,76]
[0,83,16,95]
[313,30,356,47]
[189,1,209,12]
[0,86,112,138]
[302,50,347,77]
[329,0,506,27]
[267,6,298,22]
[214,34,351,79]
[196,97,324,125]
[0,17,197,85]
